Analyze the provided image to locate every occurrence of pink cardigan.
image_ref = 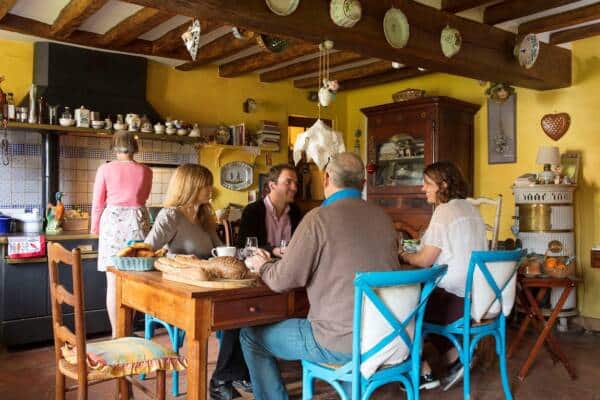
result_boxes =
[90,161,153,234]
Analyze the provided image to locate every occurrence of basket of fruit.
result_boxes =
[543,253,576,279]
[111,241,167,271]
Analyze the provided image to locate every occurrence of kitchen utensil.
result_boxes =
[90,111,101,121]
[383,8,410,49]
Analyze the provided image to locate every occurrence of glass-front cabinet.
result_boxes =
[362,97,480,238]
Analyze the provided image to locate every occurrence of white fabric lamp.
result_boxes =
[293,119,346,170]
[536,146,560,184]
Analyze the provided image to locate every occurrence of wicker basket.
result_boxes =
[111,256,157,272]
[392,89,426,102]
[62,217,89,232]
[543,253,576,278]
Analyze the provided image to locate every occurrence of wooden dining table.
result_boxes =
[109,267,309,400]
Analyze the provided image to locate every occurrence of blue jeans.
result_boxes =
[240,318,352,400]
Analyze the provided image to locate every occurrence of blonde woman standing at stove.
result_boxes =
[91,131,152,337]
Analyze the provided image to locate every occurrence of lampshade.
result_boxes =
[293,119,346,170]
[536,146,560,165]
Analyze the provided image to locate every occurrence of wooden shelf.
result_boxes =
[5,121,203,145]
[200,143,261,167]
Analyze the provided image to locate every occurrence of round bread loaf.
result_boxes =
[135,249,155,258]
[117,246,135,257]
[203,256,247,279]
[131,242,153,250]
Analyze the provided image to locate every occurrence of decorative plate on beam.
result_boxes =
[383,8,410,49]
[514,34,540,69]
[256,34,289,53]
[330,0,362,28]
[265,0,300,16]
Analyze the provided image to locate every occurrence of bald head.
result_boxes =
[325,152,365,191]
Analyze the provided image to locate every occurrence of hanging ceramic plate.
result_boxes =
[330,0,362,28]
[221,161,254,191]
[440,25,461,58]
[256,34,289,53]
[383,8,410,49]
[265,0,300,16]
[514,33,540,69]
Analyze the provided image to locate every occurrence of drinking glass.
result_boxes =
[245,236,258,257]
[280,239,288,255]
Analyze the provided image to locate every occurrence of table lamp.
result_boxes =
[536,146,560,184]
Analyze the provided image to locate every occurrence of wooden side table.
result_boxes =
[507,274,579,381]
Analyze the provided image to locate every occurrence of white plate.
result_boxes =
[515,33,539,69]
[265,0,300,16]
[330,0,362,28]
[383,8,410,49]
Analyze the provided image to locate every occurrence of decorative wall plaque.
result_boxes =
[220,161,254,191]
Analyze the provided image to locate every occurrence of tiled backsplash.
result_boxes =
[0,129,198,215]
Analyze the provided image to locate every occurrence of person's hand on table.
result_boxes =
[272,247,284,257]
[245,248,271,274]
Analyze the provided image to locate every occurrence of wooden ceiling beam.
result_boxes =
[98,7,172,47]
[294,60,396,89]
[441,0,495,13]
[484,0,580,25]
[518,3,600,35]
[152,19,222,55]
[260,51,365,82]
[176,33,257,71]
[0,13,190,60]
[51,0,109,39]
[549,22,600,45]
[337,67,430,92]
[0,0,16,21]
[122,0,571,90]
[220,41,317,78]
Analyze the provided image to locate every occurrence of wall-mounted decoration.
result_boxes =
[243,98,257,113]
[256,34,288,53]
[383,8,410,49]
[221,161,254,191]
[265,0,300,16]
[330,0,362,28]
[514,33,540,69]
[487,88,516,164]
[392,88,425,102]
[541,112,570,141]
[560,152,580,185]
[317,40,338,108]
[181,19,201,61]
[440,25,462,58]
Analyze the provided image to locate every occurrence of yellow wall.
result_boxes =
[338,35,600,318]
[146,62,343,209]
[0,39,33,102]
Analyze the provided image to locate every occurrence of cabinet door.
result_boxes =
[2,262,49,320]
[367,107,435,194]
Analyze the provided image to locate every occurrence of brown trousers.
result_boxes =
[424,287,465,354]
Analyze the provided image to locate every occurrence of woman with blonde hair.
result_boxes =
[92,130,152,337]
[145,164,252,399]
[145,163,221,257]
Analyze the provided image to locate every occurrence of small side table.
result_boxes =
[507,274,579,381]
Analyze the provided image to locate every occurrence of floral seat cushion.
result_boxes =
[61,337,187,378]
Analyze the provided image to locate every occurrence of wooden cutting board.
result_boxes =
[162,273,257,288]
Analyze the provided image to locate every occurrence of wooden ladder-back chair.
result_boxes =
[467,195,502,250]
[48,242,183,400]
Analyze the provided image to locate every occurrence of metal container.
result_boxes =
[90,111,101,122]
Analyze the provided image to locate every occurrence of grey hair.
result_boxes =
[112,130,139,154]
[326,152,365,190]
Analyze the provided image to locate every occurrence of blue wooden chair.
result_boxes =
[302,265,447,400]
[423,249,523,400]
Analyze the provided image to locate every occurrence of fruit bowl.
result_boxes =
[543,255,576,278]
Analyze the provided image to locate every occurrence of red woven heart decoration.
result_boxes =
[541,113,570,141]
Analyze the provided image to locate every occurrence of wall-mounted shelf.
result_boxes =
[4,122,203,145]
[199,143,261,167]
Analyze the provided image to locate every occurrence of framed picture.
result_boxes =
[487,93,517,164]
[258,173,270,199]
[560,152,580,185]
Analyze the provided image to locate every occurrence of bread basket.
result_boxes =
[392,89,426,102]
[111,255,157,271]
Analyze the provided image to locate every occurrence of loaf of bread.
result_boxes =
[117,246,136,257]
[135,249,155,258]
[132,242,153,250]
[203,256,248,280]
[155,258,211,281]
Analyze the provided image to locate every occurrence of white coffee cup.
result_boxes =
[211,246,237,257]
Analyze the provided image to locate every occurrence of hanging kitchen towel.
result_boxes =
[7,235,46,259]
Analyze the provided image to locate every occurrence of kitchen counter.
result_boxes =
[0,231,98,244]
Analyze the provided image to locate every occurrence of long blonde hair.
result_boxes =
[164,164,215,229]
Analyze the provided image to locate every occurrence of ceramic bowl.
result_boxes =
[176,128,188,136]
[91,120,105,129]
[59,118,75,127]
[166,127,177,135]
[113,122,128,131]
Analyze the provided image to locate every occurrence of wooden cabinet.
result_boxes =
[361,96,480,238]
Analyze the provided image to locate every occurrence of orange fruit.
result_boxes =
[546,257,558,270]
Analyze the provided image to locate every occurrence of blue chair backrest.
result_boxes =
[351,265,447,381]
[463,250,523,323]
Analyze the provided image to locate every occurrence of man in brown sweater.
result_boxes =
[241,152,399,400]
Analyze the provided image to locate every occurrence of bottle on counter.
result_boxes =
[5,93,15,121]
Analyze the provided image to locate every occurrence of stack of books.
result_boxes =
[257,120,280,151]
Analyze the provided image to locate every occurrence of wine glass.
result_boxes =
[245,236,258,257]
[279,239,288,255]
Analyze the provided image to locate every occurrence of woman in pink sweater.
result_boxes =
[91,131,152,337]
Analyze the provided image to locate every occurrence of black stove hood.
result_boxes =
[21,42,161,122]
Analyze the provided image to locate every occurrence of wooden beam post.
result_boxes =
[484,0,580,26]
[260,51,365,82]
[549,22,600,45]
[98,7,172,47]
[122,0,572,90]
[294,60,395,89]
[0,0,16,21]
[219,41,317,77]
[441,0,492,13]
[51,0,109,39]
[518,3,600,35]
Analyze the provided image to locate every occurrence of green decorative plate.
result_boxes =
[383,8,410,49]
[440,25,461,58]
